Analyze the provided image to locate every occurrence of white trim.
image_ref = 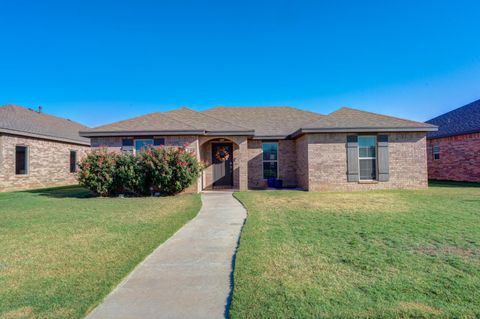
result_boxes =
[358,136,377,181]
[262,142,279,179]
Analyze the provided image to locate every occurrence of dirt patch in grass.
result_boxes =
[417,245,480,257]
[397,301,443,316]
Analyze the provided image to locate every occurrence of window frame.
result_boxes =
[262,142,279,179]
[357,135,377,181]
[433,145,440,160]
[69,150,77,173]
[134,139,154,153]
[15,145,29,176]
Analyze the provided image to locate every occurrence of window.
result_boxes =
[358,136,377,180]
[70,150,77,173]
[433,145,440,160]
[15,145,28,175]
[122,138,134,147]
[134,139,154,152]
[262,142,278,179]
[154,138,165,146]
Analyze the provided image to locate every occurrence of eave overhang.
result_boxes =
[290,126,438,138]
[0,128,90,146]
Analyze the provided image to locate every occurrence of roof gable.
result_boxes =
[426,99,480,139]
[299,107,437,133]
[0,105,89,145]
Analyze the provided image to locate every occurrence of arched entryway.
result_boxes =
[199,136,248,191]
[200,138,237,190]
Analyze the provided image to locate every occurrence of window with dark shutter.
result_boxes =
[70,151,77,173]
[15,145,28,175]
[358,136,377,180]
[346,135,359,182]
[377,135,389,181]
[122,138,134,147]
[154,138,165,146]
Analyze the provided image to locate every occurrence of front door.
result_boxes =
[212,143,233,188]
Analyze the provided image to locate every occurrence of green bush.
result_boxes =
[77,146,202,196]
[137,146,202,195]
[113,152,142,195]
[77,149,117,196]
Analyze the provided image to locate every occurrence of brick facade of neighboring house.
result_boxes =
[0,105,90,192]
[427,133,480,182]
[426,99,480,183]
[82,106,436,192]
[0,134,89,191]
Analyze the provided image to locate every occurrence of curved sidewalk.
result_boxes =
[86,191,246,319]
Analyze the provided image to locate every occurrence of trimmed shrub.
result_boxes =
[77,146,202,196]
[112,152,142,195]
[77,149,117,196]
[137,146,202,195]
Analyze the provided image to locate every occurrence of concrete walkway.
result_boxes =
[86,191,246,319]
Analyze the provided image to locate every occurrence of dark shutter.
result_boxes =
[122,138,134,147]
[154,138,165,146]
[346,135,359,182]
[377,135,389,181]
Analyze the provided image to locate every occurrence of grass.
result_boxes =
[231,183,480,318]
[0,186,201,319]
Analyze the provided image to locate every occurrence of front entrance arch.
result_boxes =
[199,136,248,191]
[212,142,234,188]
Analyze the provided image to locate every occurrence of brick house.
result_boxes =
[0,105,90,192]
[80,106,436,192]
[426,99,480,182]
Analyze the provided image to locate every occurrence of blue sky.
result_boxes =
[1,0,479,127]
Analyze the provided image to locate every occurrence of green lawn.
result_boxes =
[231,183,480,318]
[0,186,201,319]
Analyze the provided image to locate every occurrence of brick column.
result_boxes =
[238,137,249,191]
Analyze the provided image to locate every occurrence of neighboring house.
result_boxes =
[80,106,436,192]
[426,99,480,182]
[0,105,90,192]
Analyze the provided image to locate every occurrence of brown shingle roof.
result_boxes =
[81,107,252,136]
[81,105,436,139]
[0,105,90,145]
[297,107,437,134]
[202,106,324,137]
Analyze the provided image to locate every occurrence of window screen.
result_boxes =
[15,145,28,175]
[262,143,278,178]
[70,151,77,173]
[358,136,377,180]
[433,145,440,160]
[135,139,154,152]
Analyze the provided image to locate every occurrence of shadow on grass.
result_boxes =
[429,180,480,188]
[25,185,95,198]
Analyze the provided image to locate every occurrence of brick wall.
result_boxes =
[247,139,298,189]
[427,132,480,182]
[305,132,428,191]
[0,134,89,192]
[295,135,309,190]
